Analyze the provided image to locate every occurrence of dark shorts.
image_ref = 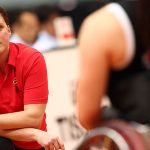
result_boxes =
[0,137,44,150]
[15,147,44,150]
[15,148,44,150]
[0,137,14,150]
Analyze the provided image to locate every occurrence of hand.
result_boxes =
[34,130,65,150]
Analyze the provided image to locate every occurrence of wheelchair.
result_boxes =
[76,109,150,150]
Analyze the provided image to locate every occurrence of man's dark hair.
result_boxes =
[0,6,9,25]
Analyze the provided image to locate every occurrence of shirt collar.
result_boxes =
[7,42,18,68]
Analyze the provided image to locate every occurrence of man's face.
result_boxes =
[0,14,11,55]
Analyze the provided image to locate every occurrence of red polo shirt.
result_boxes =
[0,43,48,149]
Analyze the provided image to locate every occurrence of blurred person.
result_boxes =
[76,0,150,130]
[10,9,40,50]
[35,5,61,51]
[0,6,65,150]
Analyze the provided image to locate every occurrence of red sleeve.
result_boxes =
[23,53,48,104]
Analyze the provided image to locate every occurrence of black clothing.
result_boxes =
[107,0,150,124]
[0,137,15,150]
[0,137,44,150]
[15,147,44,150]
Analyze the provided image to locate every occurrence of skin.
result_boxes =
[76,6,127,130]
[0,15,10,74]
[0,14,65,150]
[0,128,65,150]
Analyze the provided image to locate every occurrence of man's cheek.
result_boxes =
[0,31,10,39]
[3,34,10,41]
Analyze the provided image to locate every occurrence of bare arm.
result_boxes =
[0,128,65,150]
[0,104,46,129]
[0,128,38,142]
[76,7,126,130]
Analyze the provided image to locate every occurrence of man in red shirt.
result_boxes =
[0,6,65,150]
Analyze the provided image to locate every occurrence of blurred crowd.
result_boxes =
[7,1,114,53]
[8,5,62,53]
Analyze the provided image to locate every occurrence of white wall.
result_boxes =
[43,47,85,150]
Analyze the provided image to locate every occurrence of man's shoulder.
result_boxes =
[10,42,41,55]
[10,42,43,64]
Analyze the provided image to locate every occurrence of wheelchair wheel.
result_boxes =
[76,119,147,150]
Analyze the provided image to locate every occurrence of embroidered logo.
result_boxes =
[13,77,20,92]
[13,77,18,85]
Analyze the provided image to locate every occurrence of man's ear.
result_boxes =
[7,25,11,37]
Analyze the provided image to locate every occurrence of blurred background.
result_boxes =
[3,0,117,36]
[2,0,119,51]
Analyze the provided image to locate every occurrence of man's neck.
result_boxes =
[0,48,9,75]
